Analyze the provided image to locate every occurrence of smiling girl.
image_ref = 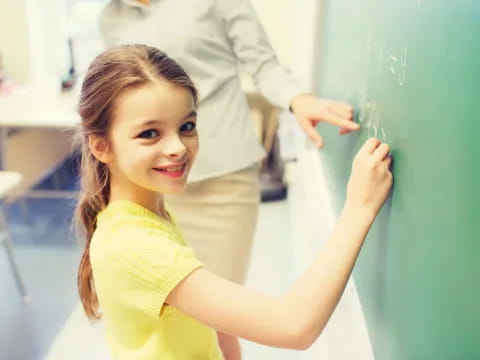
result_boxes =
[76,44,392,360]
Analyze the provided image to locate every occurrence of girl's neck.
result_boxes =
[109,182,167,220]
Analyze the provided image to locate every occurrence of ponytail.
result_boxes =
[75,141,110,320]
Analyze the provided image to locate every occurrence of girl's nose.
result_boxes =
[163,134,187,158]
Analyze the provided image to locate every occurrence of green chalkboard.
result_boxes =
[316,1,480,359]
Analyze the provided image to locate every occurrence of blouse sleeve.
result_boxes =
[113,227,203,318]
[214,0,305,109]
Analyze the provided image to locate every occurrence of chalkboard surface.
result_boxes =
[315,1,480,359]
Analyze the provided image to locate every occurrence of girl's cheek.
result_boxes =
[185,136,199,151]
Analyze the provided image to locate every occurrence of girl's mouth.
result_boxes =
[152,162,187,179]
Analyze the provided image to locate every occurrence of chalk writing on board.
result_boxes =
[361,100,387,142]
[399,47,407,86]
[372,42,386,77]
[388,46,407,86]
[380,128,387,142]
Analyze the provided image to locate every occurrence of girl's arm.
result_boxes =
[167,138,393,349]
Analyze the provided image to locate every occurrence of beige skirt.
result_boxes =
[165,165,260,284]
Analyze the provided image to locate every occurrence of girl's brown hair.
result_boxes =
[76,44,198,320]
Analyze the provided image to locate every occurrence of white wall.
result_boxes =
[0,0,68,85]
[252,0,325,91]
[251,0,295,68]
[0,1,32,83]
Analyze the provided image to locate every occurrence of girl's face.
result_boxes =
[102,81,198,198]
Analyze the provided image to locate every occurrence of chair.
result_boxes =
[0,171,29,302]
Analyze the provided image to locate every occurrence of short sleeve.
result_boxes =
[112,227,203,318]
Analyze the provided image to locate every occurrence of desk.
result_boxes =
[0,170,28,301]
[0,85,80,198]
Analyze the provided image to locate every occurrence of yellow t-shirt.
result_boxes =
[90,200,224,360]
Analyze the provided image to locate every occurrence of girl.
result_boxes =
[76,44,392,360]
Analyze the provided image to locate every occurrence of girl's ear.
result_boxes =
[88,136,110,164]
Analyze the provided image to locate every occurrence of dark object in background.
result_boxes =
[260,132,287,202]
[246,92,288,203]
[61,38,77,91]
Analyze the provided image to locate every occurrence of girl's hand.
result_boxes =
[345,138,393,218]
[289,93,359,148]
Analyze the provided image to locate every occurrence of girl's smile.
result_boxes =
[153,161,188,178]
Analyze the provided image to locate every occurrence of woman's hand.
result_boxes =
[289,93,359,148]
[345,138,393,218]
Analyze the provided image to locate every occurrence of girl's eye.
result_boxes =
[138,129,159,139]
[180,121,196,133]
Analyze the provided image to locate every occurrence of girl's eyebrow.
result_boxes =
[134,110,197,129]
[183,110,197,120]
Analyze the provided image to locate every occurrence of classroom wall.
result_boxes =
[0,1,32,83]
[251,0,295,69]
[0,0,68,85]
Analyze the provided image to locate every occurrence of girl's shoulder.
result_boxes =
[95,200,183,244]
[91,202,198,276]
[98,200,172,226]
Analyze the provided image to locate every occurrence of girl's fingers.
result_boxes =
[360,137,381,155]
[383,155,392,166]
[372,143,390,161]
[383,155,393,170]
